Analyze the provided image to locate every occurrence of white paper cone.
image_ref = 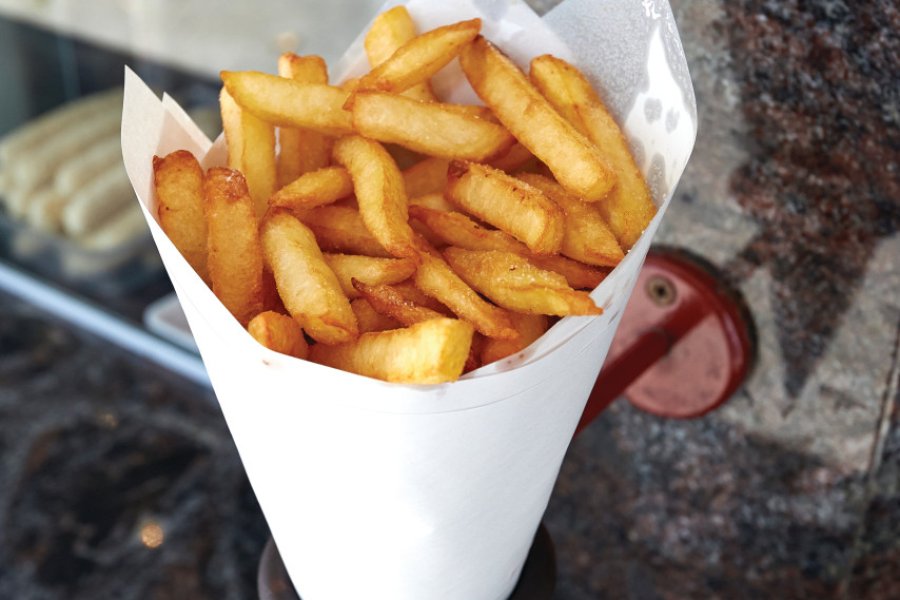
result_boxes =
[121,1,696,598]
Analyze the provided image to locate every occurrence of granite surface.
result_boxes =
[1,0,898,598]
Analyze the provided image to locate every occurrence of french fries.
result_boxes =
[530,54,656,249]
[409,192,455,213]
[446,161,564,255]
[299,205,391,257]
[310,318,474,384]
[276,53,333,186]
[221,71,353,136]
[460,36,615,202]
[402,157,450,198]
[248,310,309,358]
[350,92,514,161]
[323,254,417,299]
[333,135,418,258]
[356,18,481,95]
[351,298,402,333]
[517,173,623,267]
[443,248,602,316]
[153,150,208,281]
[261,211,358,345]
[353,280,445,326]
[270,166,354,211]
[364,5,437,102]
[481,313,549,365]
[220,88,276,218]
[203,168,265,325]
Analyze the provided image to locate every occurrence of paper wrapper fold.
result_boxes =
[122,1,695,598]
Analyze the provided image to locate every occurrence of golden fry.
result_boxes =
[517,173,623,267]
[350,92,514,161]
[528,255,609,290]
[153,150,208,281]
[530,54,656,249]
[446,161,564,254]
[323,254,417,298]
[220,88,276,218]
[391,281,453,315]
[364,5,437,102]
[261,211,358,345]
[310,318,474,384]
[443,248,602,316]
[332,135,417,258]
[402,157,450,198]
[276,53,333,186]
[351,298,401,333]
[203,168,265,325]
[409,192,455,212]
[481,313,549,365]
[299,205,390,257]
[459,37,615,202]
[357,18,481,95]
[221,71,353,136]
[248,310,309,358]
[353,280,445,326]
[270,166,354,211]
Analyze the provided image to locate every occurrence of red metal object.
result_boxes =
[576,249,754,433]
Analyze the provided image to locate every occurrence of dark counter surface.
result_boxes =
[1,0,898,598]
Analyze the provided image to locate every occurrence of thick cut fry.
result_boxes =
[402,157,450,198]
[299,206,390,257]
[332,135,417,258]
[459,37,615,202]
[277,53,333,186]
[351,92,514,161]
[392,281,453,315]
[530,54,656,249]
[220,88,276,218]
[517,173,623,267]
[414,244,517,339]
[153,150,208,281]
[270,167,354,210]
[357,19,482,95]
[481,313,549,365]
[364,6,436,102]
[221,71,353,136]
[248,310,309,358]
[443,248,602,316]
[409,192,455,212]
[203,168,265,325]
[310,318,474,384]
[446,161,564,254]
[528,255,609,290]
[353,280,445,326]
[323,254,417,298]
[261,211,358,345]
[351,298,401,333]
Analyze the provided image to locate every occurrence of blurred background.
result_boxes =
[0,0,896,598]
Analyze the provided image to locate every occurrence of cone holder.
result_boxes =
[256,247,754,599]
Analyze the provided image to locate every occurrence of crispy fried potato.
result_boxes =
[364,5,437,102]
[323,254,417,298]
[261,269,287,313]
[261,211,357,344]
[446,161,563,254]
[270,166,354,211]
[350,92,514,161]
[489,142,538,173]
[481,313,549,365]
[248,310,309,358]
[220,88,276,218]
[459,37,615,202]
[353,280,444,325]
[530,54,656,249]
[414,242,517,339]
[391,281,453,315]
[276,53,333,186]
[221,71,353,136]
[310,318,474,384]
[299,205,390,257]
[356,18,481,95]
[409,192,455,212]
[528,255,609,290]
[443,248,602,316]
[153,150,208,281]
[203,168,265,324]
[402,157,450,198]
[351,298,402,333]
[517,173,623,267]
[332,135,417,258]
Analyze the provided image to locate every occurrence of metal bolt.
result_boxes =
[646,275,677,306]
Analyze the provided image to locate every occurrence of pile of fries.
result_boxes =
[152,7,655,384]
